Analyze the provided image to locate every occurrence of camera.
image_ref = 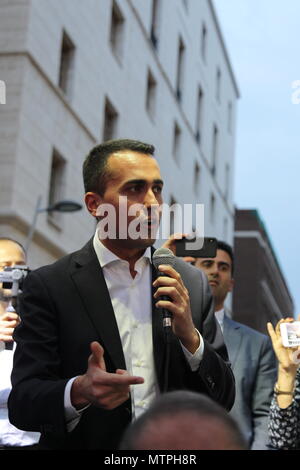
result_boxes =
[0,265,29,302]
[280,321,300,348]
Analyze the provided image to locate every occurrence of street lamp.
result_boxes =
[25,195,83,252]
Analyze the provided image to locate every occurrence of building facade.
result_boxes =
[0,0,239,268]
[233,209,294,334]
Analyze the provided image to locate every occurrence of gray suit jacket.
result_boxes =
[223,315,277,449]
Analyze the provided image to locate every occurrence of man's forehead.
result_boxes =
[215,249,232,264]
[107,151,161,178]
[198,250,231,265]
[109,150,158,164]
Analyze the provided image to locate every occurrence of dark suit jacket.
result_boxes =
[223,315,277,450]
[8,240,235,449]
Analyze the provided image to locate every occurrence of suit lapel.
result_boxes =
[70,241,167,383]
[70,239,126,371]
[223,315,242,369]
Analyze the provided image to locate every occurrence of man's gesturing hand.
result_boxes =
[71,342,144,410]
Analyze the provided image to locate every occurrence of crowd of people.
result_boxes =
[0,138,299,451]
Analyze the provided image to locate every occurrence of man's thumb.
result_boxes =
[90,341,106,370]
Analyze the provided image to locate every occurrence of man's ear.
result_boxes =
[84,192,102,218]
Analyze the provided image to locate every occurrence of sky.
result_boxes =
[213,0,300,316]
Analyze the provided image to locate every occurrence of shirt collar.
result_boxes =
[215,308,225,326]
[93,231,152,268]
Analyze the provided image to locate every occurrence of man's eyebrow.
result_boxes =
[218,261,231,268]
[123,179,164,186]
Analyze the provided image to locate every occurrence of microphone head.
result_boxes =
[152,247,176,271]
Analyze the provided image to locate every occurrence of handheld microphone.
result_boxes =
[152,247,176,331]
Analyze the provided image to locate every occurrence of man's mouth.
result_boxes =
[209,280,219,287]
[140,217,160,227]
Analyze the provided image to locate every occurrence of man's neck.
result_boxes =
[99,238,149,275]
[214,299,225,312]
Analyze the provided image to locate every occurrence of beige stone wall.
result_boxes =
[0,0,239,270]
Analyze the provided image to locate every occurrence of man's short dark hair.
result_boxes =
[217,240,234,276]
[82,138,155,196]
[0,237,26,258]
[119,391,247,450]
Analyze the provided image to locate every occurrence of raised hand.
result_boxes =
[267,318,300,374]
[153,264,199,353]
[0,311,20,342]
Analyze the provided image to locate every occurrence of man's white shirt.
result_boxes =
[0,345,40,446]
[215,308,225,332]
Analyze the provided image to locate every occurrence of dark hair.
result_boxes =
[217,240,234,276]
[119,391,247,450]
[0,237,26,258]
[82,138,155,196]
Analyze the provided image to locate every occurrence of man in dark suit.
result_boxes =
[193,241,277,449]
[8,139,235,450]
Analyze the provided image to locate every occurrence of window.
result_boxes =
[210,193,215,224]
[172,122,181,164]
[201,23,207,63]
[48,150,66,224]
[195,86,203,143]
[211,124,218,176]
[150,0,161,48]
[58,31,75,99]
[176,37,185,102]
[182,0,188,11]
[228,101,233,133]
[103,97,119,141]
[223,217,228,240]
[216,67,221,103]
[110,1,125,61]
[0,80,6,104]
[194,162,201,196]
[225,163,230,199]
[146,69,157,120]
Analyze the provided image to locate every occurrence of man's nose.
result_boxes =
[209,264,219,277]
[144,188,159,207]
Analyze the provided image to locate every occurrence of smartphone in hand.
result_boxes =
[175,237,217,258]
[280,321,300,348]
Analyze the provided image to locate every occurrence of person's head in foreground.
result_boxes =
[119,390,247,450]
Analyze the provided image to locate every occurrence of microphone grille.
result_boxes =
[152,247,176,270]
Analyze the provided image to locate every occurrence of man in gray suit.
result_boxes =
[192,240,277,450]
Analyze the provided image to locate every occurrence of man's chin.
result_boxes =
[209,285,217,296]
[127,236,157,249]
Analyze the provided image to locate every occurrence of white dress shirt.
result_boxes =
[215,308,225,332]
[64,232,204,430]
[0,345,40,446]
